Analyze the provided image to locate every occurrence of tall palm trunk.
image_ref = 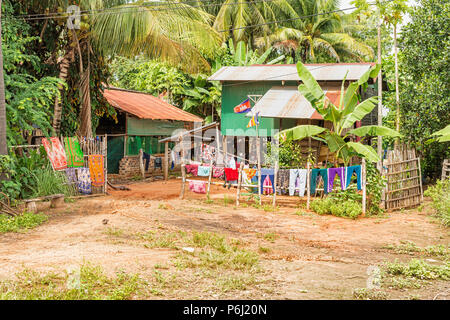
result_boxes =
[78,62,92,138]
[52,50,74,135]
[394,24,400,148]
[0,0,7,156]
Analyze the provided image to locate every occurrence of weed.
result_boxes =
[0,212,48,233]
[383,259,450,280]
[158,203,168,210]
[216,274,256,292]
[424,179,450,227]
[383,241,449,259]
[223,196,234,206]
[263,233,279,243]
[262,204,276,212]
[352,288,388,300]
[103,227,124,237]
[258,246,271,253]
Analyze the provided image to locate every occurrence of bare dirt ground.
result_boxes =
[0,179,448,300]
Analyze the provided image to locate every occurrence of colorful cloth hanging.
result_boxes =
[77,167,92,194]
[262,175,274,195]
[233,99,251,113]
[276,169,290,195]
[247,112,260,128]
[198,166,211,177]
[224,168,239,181]
[185,164,199,176]
[42,137,67,171]
[188,181,206,194]
[345,165,362,190]
[243,168,257,180]
[88,155,105,187]
[65,168,78,184]
[201,144,215,162]
[310,168,328,194]
[212,166,224,178]
[289,169,307,196]
[328,167,346,192]
[64,137,84,168]
[260,168,275,193]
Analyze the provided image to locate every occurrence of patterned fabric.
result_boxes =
[65,168,78,184]
[247,112,260,128]
[212,166,224,178]
[42,137,67,171]
[277,169,290,195]
[198,166,211,177]
[263,175,274,195]
[77,167,92,194]
[188,181,206,194]
[63,137,84,168]
[260,168,275,194]
[243,168,257,180]
[201,144,215,162]
[185,164,199,176]
[88,155,105,187]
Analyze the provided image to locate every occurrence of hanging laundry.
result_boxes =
[64,168,78,184]
[328,167,346,192]
[224,168,239,181]
[226,156,236,169]
[289,169,307,196]
[142,152,150,171]
[185,164,199,176]
[64,137,84,168]
[42,137,67,171]
[345,165,362,190]
[262,175,274,195]
[243,168,257,180]
[310,168,328,194]
[201,144,215,162]
[276,169,290,195]
[188,181,206,194]
[88,155,105,187]
[198,166,211,177]
[260,168,275,194]
[77,167,92,194]
[212,166,224,178]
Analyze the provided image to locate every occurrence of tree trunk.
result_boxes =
[377,18,383,170]
[394,24,400,148]
[52,50,74,135]
[78,61,92,138]
[0,0,7,156]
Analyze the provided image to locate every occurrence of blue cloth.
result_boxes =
[198,166,211,177]
[345,165,362,190]
[260,168,275,193]
[142,152,150,171]
[310,168,328,194]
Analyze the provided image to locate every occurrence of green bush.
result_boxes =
[310,197,362,219]
[0,212,48,233]
[424,179,450,227]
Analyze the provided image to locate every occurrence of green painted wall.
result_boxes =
[220,80,298,136]
[126,116,185,136]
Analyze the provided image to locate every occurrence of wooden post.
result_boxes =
[206,158,213,199]
[179,137,186,199]
[418,157,423,203]
[104,134,108,194]
[256,123,262,206]
[273,160,278,208]
[307,161,311,210]
[222,135,227,166]
[362,158,366,216]
[236,162,244,206]
[164,141,169,181]
[215,124,221,163]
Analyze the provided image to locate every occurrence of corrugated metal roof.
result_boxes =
[103,87,202,122]
[247,86,341,119]
[208,63,374,82]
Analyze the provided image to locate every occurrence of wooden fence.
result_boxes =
[442,159,450,180]
[384,147,423,211]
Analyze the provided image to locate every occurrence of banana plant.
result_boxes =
[430,124,450,143]
[276,62,402,165]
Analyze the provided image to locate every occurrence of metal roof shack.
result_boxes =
[208,63,375,82]
[103,87,202,122]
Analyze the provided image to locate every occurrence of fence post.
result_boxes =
[236,162,244,206]
[206,158,213,199]
[362,158,366,216]
[307,161,311,210]
[273,160,278,208]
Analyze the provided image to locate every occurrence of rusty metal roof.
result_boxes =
[247,86,341,119]
[208,63,374,82]
[103,87,203,122]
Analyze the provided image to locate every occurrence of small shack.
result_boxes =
[97,87,202,177]
[208,63,381,163]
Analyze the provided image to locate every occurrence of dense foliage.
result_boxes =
[424,179,450,227]
[397,0,450,178]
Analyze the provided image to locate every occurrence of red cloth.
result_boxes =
[224,168,239,181]
[185,164,198,176]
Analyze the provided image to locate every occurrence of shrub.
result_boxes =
[424,179,450,227]
[310,197,362,219]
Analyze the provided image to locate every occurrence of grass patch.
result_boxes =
[382,259,450,280]
[103,227,125,237]
[158,203,168,210]
[383,241,449,258]
[0,262,148,300]
[258,246,271,253]
[262,233,279,243]
[216,274,257,292]
[262,204,276,212]
[0,212,48,233]
[223,196,234,206]
[352,288,388,300]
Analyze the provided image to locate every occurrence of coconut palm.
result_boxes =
[0,0,6,155]
[20,0,222,136]
[255,0,374,62]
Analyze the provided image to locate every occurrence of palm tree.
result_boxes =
[21,1,222,137]
[0,0,7,155]
[255,0,374,62]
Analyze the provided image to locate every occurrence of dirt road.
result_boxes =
[0,179,448,299]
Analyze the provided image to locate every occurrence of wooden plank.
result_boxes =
[236,162,244,206]
[206,158,213,198]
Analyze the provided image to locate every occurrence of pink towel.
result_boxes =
[189,181,206,194]
[185,164,199,176]
[212,167,225,178]
[263,175,273,195]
